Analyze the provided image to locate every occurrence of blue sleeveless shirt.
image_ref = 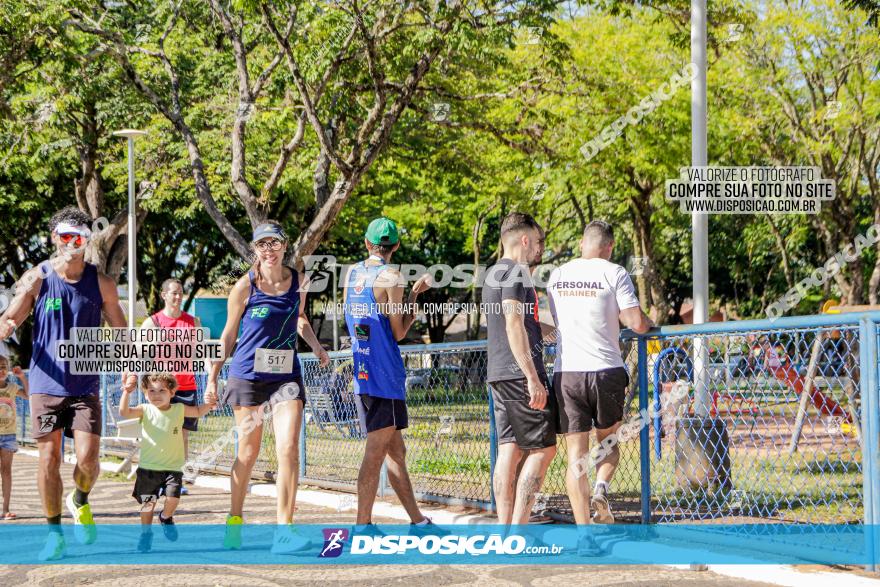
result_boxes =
[29,261,103,397]
[344,261,406,400]
[229,269,302,382]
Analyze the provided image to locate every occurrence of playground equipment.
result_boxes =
[654,300,861,456]
[787,300,865,453]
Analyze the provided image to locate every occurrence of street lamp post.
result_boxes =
[691,0,710,417]
[112,130,147,329]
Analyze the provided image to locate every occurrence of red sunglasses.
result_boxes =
[59,233,87,247]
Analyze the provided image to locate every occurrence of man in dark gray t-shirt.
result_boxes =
[484,259,547,384]
[481,212,558,526]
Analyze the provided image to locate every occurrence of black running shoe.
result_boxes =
[159,514,179,542]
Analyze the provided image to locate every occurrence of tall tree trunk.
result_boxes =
[628,182,670,324]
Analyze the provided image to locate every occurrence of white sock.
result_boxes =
[594,480,609,494]
[414,518,430,526]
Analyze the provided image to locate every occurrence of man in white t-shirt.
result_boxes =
[547,220,651,526]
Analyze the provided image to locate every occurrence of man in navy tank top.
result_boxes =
[344,217,436,531]
[0,207,127,560]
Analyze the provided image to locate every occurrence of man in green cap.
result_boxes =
[343,217,436,531]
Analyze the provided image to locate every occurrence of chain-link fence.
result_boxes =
[300,341,493,507]
[16,310,873,529]
[622,316,870,525]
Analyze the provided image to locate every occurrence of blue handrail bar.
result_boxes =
[622,310,880,339]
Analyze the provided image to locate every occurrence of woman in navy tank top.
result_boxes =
[205,222,329,553]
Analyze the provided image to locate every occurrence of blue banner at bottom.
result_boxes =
[0,524,875,565]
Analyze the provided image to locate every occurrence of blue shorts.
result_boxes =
[0,434,18,453]
[354,394,408,434]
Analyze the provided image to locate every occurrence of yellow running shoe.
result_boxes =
[38,530,67,561]
[224,515,243,550]
[66,492,97,545]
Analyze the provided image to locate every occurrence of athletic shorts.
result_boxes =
[489,377,558,450]
[553,367,629,434]
[133,468,184,503]
[0,434,18,453]
[171,389,199,432]
[354,394,408,434]
[223,376,305,408]
[30,393,101,439]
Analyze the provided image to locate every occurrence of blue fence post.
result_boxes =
[101,374,108,440]
[860,318,879,572]
[299,407,307,479]
[488,383,497,514]
[638,335,651,524]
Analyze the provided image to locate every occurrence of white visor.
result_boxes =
[55,222,92,238]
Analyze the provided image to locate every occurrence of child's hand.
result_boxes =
[121,373,137,393]
[11,366,23,378]
[204,391,218,411]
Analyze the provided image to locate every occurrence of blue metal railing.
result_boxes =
[74,310,878,563]
[622,310,879,568]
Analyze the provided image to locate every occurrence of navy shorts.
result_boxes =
[223,376,306,407]
[171,389,199,432]
[354,394,408,434]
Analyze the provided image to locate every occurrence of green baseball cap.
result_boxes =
[365,217,399,245]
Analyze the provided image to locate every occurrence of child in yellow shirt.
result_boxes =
[120,373,215,551]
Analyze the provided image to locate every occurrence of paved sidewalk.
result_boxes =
[0,454,782,586]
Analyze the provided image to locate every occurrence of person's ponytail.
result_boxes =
[251,256,262,287]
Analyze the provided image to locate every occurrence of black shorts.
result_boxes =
[223,376,306,407]
[171,389,199,432]
[133,468,183,504]
[489,377,558,450]
[354,394,408,434]
[553,367,629,434]
[30,393,101,440]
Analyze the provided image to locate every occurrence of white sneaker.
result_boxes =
[591,487,615,524]
[38,531,67,561]
[270,525,311,554]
